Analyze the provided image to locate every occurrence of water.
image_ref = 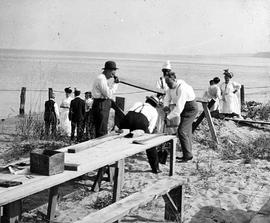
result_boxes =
[0,49,269,119]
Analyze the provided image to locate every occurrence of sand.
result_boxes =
[0,116,270,223]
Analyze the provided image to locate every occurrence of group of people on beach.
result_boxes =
[44,60,242,174]
[202,69,242,118]
[44,87,94,142]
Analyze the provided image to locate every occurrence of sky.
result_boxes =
[0,0,270,55]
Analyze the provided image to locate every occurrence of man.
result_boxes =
[44,93,59,138]
[155,60,172,133]
[156,60,172,95]
[163,71,198,162]
[121,95,160,173]
[69,88,85,142]
[92,60,119,137]
[84,91,94,139]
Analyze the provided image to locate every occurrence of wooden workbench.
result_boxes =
[0,133,177,223]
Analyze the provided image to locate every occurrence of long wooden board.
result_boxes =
[75,176,186,223]
[225,117,270,125]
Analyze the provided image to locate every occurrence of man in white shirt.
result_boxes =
[92,61,119,137]
[163,71,198,162]
[120,95,160,174]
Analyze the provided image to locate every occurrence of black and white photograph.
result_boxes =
[0,0,270,222]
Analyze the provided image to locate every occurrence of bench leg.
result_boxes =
[47,185,59,221]
[112,159,124,223]
[2,200,21,223]
[91,166,107,192]
[169,138,176,176]
[163,185,184,222]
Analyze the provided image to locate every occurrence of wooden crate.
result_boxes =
[30,149,64,176]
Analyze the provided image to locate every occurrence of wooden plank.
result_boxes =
[0,134,176,206]
[75,176,186,223]
[202,102,218,143]
[192,99,216,133]
[64,163,80,171]
[224,117,270,125]
[132,134,165,145]
[2,200,21,223]
[47,186,59,221]
[64,132,125,153]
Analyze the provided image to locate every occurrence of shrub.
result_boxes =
[16,112,45,140]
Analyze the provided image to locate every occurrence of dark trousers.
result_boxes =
[83,110,95,139]
[122,111,160,173]
[71,120,84,142]
[45,120,57,138]
[92,99,111,138]
[178,100,198,158]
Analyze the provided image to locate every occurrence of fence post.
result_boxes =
[240,85,245,111]
[19,87,26,116]
[48,88,53,99]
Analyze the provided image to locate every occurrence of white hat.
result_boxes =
[162,60,171,70]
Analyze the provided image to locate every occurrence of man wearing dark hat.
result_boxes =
[69,88,85,142]
[44,93,60,138]
[120,95,161,174]
[91,61,119,137]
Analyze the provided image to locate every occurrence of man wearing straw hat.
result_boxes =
[91,61,119,137]
[156,60,172,95]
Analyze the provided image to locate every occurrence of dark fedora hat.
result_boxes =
[103,61,118,70]
[146,95,159,107]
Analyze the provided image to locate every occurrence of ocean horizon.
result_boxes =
[0,49,269,119]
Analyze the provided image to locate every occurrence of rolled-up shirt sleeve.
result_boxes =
[167,87,187,120]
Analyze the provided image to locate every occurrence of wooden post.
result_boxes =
[164,185,184,222]
[169,138,176,176]
[192,99,215,133]
[240,85,245,110]
[113,97,125,129]
[202,102,218,144]
[112,159,124,223]
[47,186,59,221]
[19,87,26,116]
[48,88,53,99]
[2,200,22,223]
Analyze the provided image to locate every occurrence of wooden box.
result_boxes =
[30,149,64,176]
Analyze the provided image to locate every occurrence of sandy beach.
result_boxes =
[0,102,269,223]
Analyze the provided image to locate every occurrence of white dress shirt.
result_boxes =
[129,102,158,133]
[85,98,93,112]
[92,74,118,99]
[164,79,196,120]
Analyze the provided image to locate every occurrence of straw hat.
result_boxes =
[162,60,171,70]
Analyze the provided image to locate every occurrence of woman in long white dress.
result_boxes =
[59,87,73,136]
[220,70,242,117]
